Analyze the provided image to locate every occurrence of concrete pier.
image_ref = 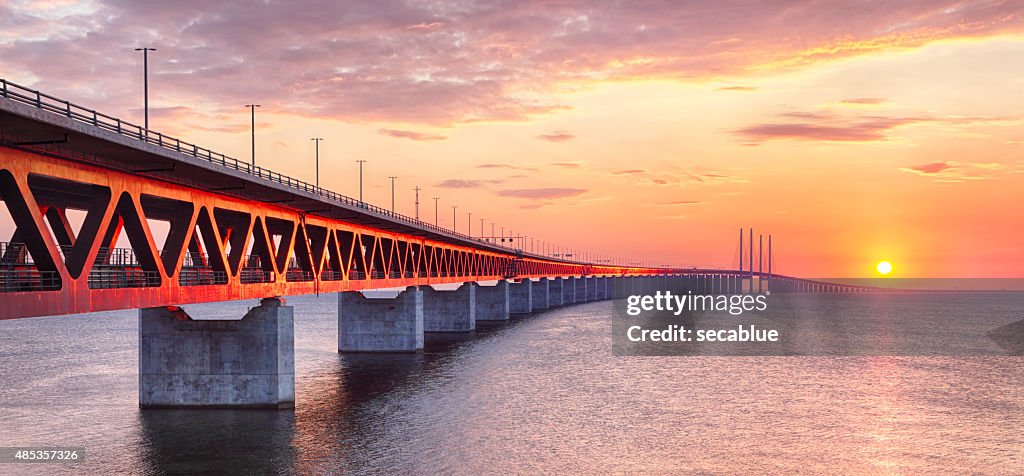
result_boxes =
[585,276,598,301]
[563,277,577,304]
[509,279,533,315]
[575,277,588,302]
[339,287,424,352]
[531,278,550,310]
[139,297,295,409]
[422,283,475,332]
[475,281,510,321]
[549,278,565,306]
[593,277,607,300]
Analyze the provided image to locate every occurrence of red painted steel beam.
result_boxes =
[0,147,670,319]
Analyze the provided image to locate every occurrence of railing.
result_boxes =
[285,269,314,282]
[240,268,272,284]
[88,269,160,289]
[0,242,30,264]
[0,78,572,262]
[178,268,228,286]
[0,269,60,292]
[321,270,344,281]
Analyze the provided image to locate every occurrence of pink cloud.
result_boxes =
[840,97,886,105]
[906,161,953,175]
[496,188,587,199]
[378,128,447,141]
[436,179,503,188]
[734,113,1009,143]
[536,131,575,142]
[0,1,1019,126]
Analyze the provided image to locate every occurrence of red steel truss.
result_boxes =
[0,147,663,319]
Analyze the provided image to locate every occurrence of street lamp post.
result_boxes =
[414,186,421,220]
[134,47,156,130]
[310,138,323,188]
[433,197,440,226]
[388,176,397,213]
[467,212,472,237]
[245,104,260,165]
[452,205,457,232]
[356,160,367,204]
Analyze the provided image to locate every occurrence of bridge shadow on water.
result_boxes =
[135,310,529,474]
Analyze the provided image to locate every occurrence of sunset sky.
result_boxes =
[1,0,1022,277]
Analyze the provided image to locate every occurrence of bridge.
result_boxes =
[0,78,878,408]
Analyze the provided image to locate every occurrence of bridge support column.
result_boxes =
[422,283,475,332]
[531,278,550,310]
[549,278,565,306]
[575,276,588,302]
[585,276,598,301]
[139,297,294,409]
[610,277,623,299]
[475,281,510,321]
[339,287,423,352]
[594,277,607,300]
[563,277,577,304]
[509,279,533,315]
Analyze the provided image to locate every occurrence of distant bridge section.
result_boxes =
[0,78,892,409]
[0,79,672,320]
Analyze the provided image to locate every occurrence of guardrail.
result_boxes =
[0,269,61,292]
[0,78,594,263]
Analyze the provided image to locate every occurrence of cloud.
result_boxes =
[904,161,953,175]
[536,131,575,142]
[435,179,503,188]
[496,188,587,199]
[716,86,757,92]
[2,1,1020,125]
[839,97,886,105]
[661,200,704,205]
[734,112,1011,143]
[378,128,447,141]
[898,161,996,182]
[550,162,582,168]
[609,167,745,186]
[477,163,539,172]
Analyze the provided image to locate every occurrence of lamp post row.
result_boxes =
[131,47,624,265]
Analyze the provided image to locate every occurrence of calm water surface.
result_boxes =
[0,293,1022,474]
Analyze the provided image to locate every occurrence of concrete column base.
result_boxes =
[562,277,577,304]
[139,297,295,409]
[475,281,510,321]
[594,277,608,300]
[531,278,550,310]
[422,283,475,332]
[575,277,588,302]
[509,279,533,315]
[339,287,424,352]
[611,276,626,299]
[548,278,565,306]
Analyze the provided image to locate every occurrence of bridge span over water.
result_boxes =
[0,79,876,408]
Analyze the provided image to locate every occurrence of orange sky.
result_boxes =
[1,1,1022,277]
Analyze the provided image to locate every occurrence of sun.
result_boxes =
[876,261,893,275]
